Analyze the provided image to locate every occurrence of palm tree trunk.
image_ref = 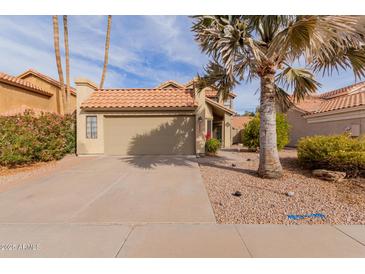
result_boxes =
[258,70,283,178]
[99,15,112,89]
[63,15,70,112]
[52,15,66,115]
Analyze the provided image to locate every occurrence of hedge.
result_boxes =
[297,134,365,177]
[241,113,290,150]
[0,110,75,166]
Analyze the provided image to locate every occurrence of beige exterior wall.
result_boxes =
[21,74,76,114]
[288,108,365,146]
[0,82,54,113]
[195,87,206,155]
[232,128,242,144]
[223,113,232,148]
[75,79,103,155]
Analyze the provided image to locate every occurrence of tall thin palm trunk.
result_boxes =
[99,15,112,89]
[52,15,66,115]
[258,70,283,178]
[63,15,70,112]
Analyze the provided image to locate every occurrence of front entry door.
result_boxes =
[213,123,222,144]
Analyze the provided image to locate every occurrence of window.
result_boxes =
[86,116,97,139]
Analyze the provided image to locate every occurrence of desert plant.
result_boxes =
[242,113,290,150]
[205,138,221,154]
[297,134,365,177]
[192,15,365,178]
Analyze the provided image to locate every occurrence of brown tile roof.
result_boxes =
[292,96,324,112]
[18,69,76,95]
[231,116,253,129]
[0,72,53,97]
[293,82,365,117]
[200,87,237,98]
[81,88,197,109]
[157,80,237,98]
[318,81,365,99]
[311,91,365,114]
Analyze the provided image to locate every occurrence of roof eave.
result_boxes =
[80,106,198,111]
[0,77,53,97]
[205,97,236,115]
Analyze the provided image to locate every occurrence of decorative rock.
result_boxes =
[312,169,346,182]
[232,191,242,197]
[286,191,295,197]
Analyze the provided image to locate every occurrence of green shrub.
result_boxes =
[241,113,290,150]
[0,110,75,167]
[205,138,221,154]
[297,134,365,177]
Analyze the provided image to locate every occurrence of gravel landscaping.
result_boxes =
[198,147,365,224]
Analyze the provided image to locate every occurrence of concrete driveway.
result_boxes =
[0,156,215,224]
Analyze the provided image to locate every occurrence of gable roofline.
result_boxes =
[303,90,365,117]
[155,80,185,89]
[0,72,53,97]
[205,97,236,115]
[17,69,76,96]
[318,81,365,99]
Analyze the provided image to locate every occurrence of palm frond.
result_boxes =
[192,15,265,81]
[195,60,238,100]
[269,16,364,63]
[274,85,293,112]
[312,45,365,80]
[276,66,321,102]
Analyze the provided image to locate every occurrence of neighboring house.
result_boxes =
[285,81,365,146]
[75,78,236,155]
[231,115,253,144]
[0,69,76,116]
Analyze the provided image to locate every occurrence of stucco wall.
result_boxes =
[288,108,365,146]
[21,74,76,114]
[0,82,54,113]
[223,113,231,148]
[195,88,206,154]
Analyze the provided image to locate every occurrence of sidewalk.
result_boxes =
[0,223,364,258]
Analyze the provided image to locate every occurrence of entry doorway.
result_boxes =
[213,122,222,144]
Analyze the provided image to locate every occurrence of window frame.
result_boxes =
[86,115,97,139]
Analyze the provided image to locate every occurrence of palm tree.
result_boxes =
[63,15,70,111]
[192,16,365,178]
[99,15,112,89]
[52,15,66,115]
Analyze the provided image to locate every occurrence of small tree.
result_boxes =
[242,113,290,150]
[191,16,365,178]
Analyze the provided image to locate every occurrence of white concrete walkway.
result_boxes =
[0,224,364,258]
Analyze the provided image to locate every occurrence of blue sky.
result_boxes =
[0,15,361,114]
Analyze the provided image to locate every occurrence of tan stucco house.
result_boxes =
[286,81,365,146]
[0,69,76,116]
[75,78,236,155]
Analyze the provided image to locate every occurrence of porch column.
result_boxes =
[194,86,206,155]
[223,113,232,148]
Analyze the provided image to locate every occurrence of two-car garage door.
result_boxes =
[104,116,196,155]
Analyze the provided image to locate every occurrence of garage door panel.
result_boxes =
[104,116,195,155]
